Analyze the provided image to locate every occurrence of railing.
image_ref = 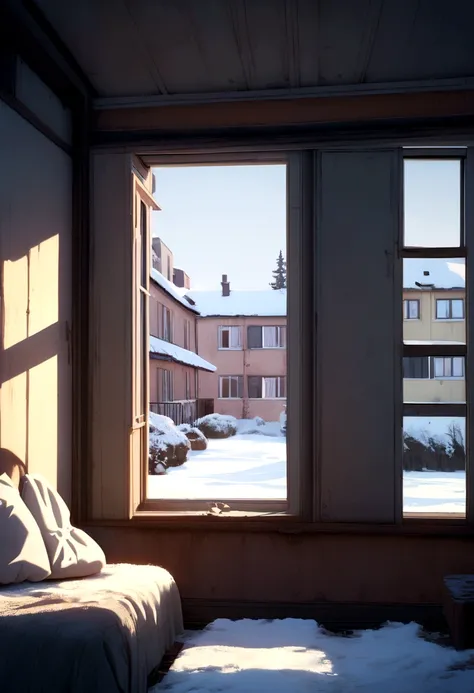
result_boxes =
[150,399,214,425]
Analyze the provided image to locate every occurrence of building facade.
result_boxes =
[190,276,287,422]
[403,260,465,404]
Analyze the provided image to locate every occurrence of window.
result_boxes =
[247,325,286,349]
[185,371,192,400]
[403,299,420,320]
[219,376,243,399]
[167,256,172,281]
[436,298,464,320]
[402,154,466,516]
[159,368,174,401]
[218,326,242,349]
[403,357,429,379]
[184,319,191,350]
[158,304,173,342]
[433,357,464,378]
[248,376,287,399]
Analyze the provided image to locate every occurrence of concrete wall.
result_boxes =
[0,101,72,503]
[197,316,287,421]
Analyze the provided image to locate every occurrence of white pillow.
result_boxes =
[0,473,51,584]
[21,474,106,580]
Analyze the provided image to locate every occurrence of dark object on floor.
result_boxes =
[444,574,474,649]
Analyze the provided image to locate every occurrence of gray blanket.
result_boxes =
[0,563,183,693]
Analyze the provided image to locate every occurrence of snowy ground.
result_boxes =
[148,419,466,512]
[151,618,474,693]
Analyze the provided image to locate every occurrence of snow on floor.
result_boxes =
[148,420,466,511]
[151,618,474,693]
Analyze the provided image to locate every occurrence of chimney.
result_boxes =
[221,274,230,297]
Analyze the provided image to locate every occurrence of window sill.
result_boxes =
[218,347,243,351]
[434,318,464,322]
[81,513,474,537]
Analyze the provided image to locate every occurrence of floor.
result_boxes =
[151,618,474,692]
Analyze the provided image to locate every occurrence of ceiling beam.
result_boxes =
[93,75,474,111]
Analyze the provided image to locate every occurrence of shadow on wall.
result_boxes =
[0,101,72,502]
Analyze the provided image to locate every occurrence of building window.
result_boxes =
[167,256,172,281]
[184,319,191,350]
[247,325,286,349]
[159,368,174,401]
[403,357,429,379]
[218,326,242,349]
[158,304,173,342]
[248,376,287,399]
[219,376,243,399]
[185,371,192,400]
[403,299,420,320]
[436,298,464,319]
[433,357,464,379]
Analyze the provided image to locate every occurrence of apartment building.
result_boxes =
[403,259,465,404]
[149,260,215,422]
[189,276,287,421]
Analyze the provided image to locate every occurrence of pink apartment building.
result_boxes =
[149,240,287,423]
[189,275,287,422]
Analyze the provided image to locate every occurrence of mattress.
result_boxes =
[0,563,183,693]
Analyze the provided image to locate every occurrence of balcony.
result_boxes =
[149,398,214,426]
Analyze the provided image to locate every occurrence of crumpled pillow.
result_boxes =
[21,474,106,580]
[0,473,51,584]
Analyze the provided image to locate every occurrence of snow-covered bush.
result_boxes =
[149,413,191,474]
[177,424,208,451]
[194,413,238,439]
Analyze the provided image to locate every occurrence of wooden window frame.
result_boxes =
[402,148,469,520]
[88,142,474,529]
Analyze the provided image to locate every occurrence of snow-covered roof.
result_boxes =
[150,268,199,313]
[403,259,465,290]
[150,336,216,372]
[186,289,287,317]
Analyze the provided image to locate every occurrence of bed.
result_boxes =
[0,563,183,693]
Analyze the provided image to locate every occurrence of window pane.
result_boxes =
[452,299,464,319]
[148,164,287,502]
[404,159,461,247]
[436,300,449,319]
[263,377,277,398]
[221,377,229,398]
[403,259,465,343]
[220,328,229,348]
[403,416,465,515]
[453,357,464,377]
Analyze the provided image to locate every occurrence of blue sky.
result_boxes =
[151,165,286,290]
[151,159,461,291]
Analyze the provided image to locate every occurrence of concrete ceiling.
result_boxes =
[32,0,474,101]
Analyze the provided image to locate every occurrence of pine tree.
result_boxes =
[269,250,287,290]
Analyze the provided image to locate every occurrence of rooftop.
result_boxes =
[150,336,216,372]
[150,268,199,313]
[403,259,465,290]
[186,289,287,317]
